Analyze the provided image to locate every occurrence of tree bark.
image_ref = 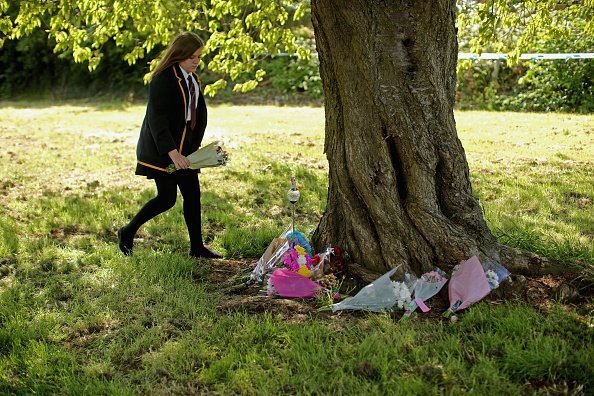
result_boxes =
[310,0,562,277]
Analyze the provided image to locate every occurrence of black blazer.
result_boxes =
[135,63,207,176]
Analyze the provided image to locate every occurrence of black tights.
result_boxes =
[123,170,204,252]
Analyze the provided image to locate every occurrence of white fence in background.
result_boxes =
[295,52,594,60]
[459,53,594,60]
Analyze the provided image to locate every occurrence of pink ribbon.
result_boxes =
[415,298,430,313]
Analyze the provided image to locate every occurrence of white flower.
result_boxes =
[485,270,499,289]
[391,281,412,309]
[297,255,307,266]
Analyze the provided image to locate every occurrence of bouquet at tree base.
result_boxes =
[444,256,491,316]
[167,141,228,173]
[267,268,322,298]
[332,266,415,312]
[250,225,318,284]
[249,225,293,284]
[402,268,448,319]
[250,218,349,301]
[482,260,510,289]
[283,244,318,278]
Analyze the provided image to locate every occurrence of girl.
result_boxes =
[118,32,222,259]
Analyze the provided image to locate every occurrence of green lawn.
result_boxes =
[0,102,592,394]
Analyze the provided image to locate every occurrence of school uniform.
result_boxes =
[136,63,207,177]
[119,63,221,258]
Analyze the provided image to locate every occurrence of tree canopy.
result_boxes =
[457,0,594,59]
[1,0,592,96]
[0,0,310,95]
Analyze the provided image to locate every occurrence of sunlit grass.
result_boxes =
[0,101,592,394]
[1,104,591,265]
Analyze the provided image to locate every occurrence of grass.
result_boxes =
[0,101,593,394]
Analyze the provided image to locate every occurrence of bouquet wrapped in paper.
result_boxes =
[402,268,448,319]
[267,268,322,298]
[167,141,228,173]
[444,256,491,316]
[249,225,314,283]
[332,266,416,312]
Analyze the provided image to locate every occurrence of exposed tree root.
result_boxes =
[498,245,571,276]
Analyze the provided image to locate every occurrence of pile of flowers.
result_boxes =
[252,229,511,317]
[250,179,349,307]
[259,228,348,302]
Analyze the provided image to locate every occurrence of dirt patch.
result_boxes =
[564,191,593,209]
[218,295,315,315]
[50,224,85,240]
[64,319,119,349]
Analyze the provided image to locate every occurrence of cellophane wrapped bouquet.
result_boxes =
[167,141,228,173]
[402,268,448,319]
[331,266,417,312]
[250,224,348,301]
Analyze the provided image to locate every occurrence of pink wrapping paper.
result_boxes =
[448,256,491,312]
[269,269,322,298]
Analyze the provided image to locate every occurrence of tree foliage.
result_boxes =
[1,0,592,97]
[0,0,309,96]
[0,29,152,98]
[457,0,594,62]
[456,0,594,112]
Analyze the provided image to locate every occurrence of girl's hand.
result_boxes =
[168,149,190,169]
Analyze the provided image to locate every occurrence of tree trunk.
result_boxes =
[310,0,560,277]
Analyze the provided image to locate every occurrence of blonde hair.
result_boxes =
[151,32,204,80]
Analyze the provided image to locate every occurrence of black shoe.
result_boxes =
[117,227,133,256]
[190,247,223,259]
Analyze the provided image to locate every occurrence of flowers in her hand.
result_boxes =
[215,145,229,165]
[167,141,229,173]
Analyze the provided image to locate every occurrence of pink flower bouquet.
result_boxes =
[444,256,491,316]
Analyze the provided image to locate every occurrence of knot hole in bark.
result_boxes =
[402,38,417,76]
[385,132,408,200]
